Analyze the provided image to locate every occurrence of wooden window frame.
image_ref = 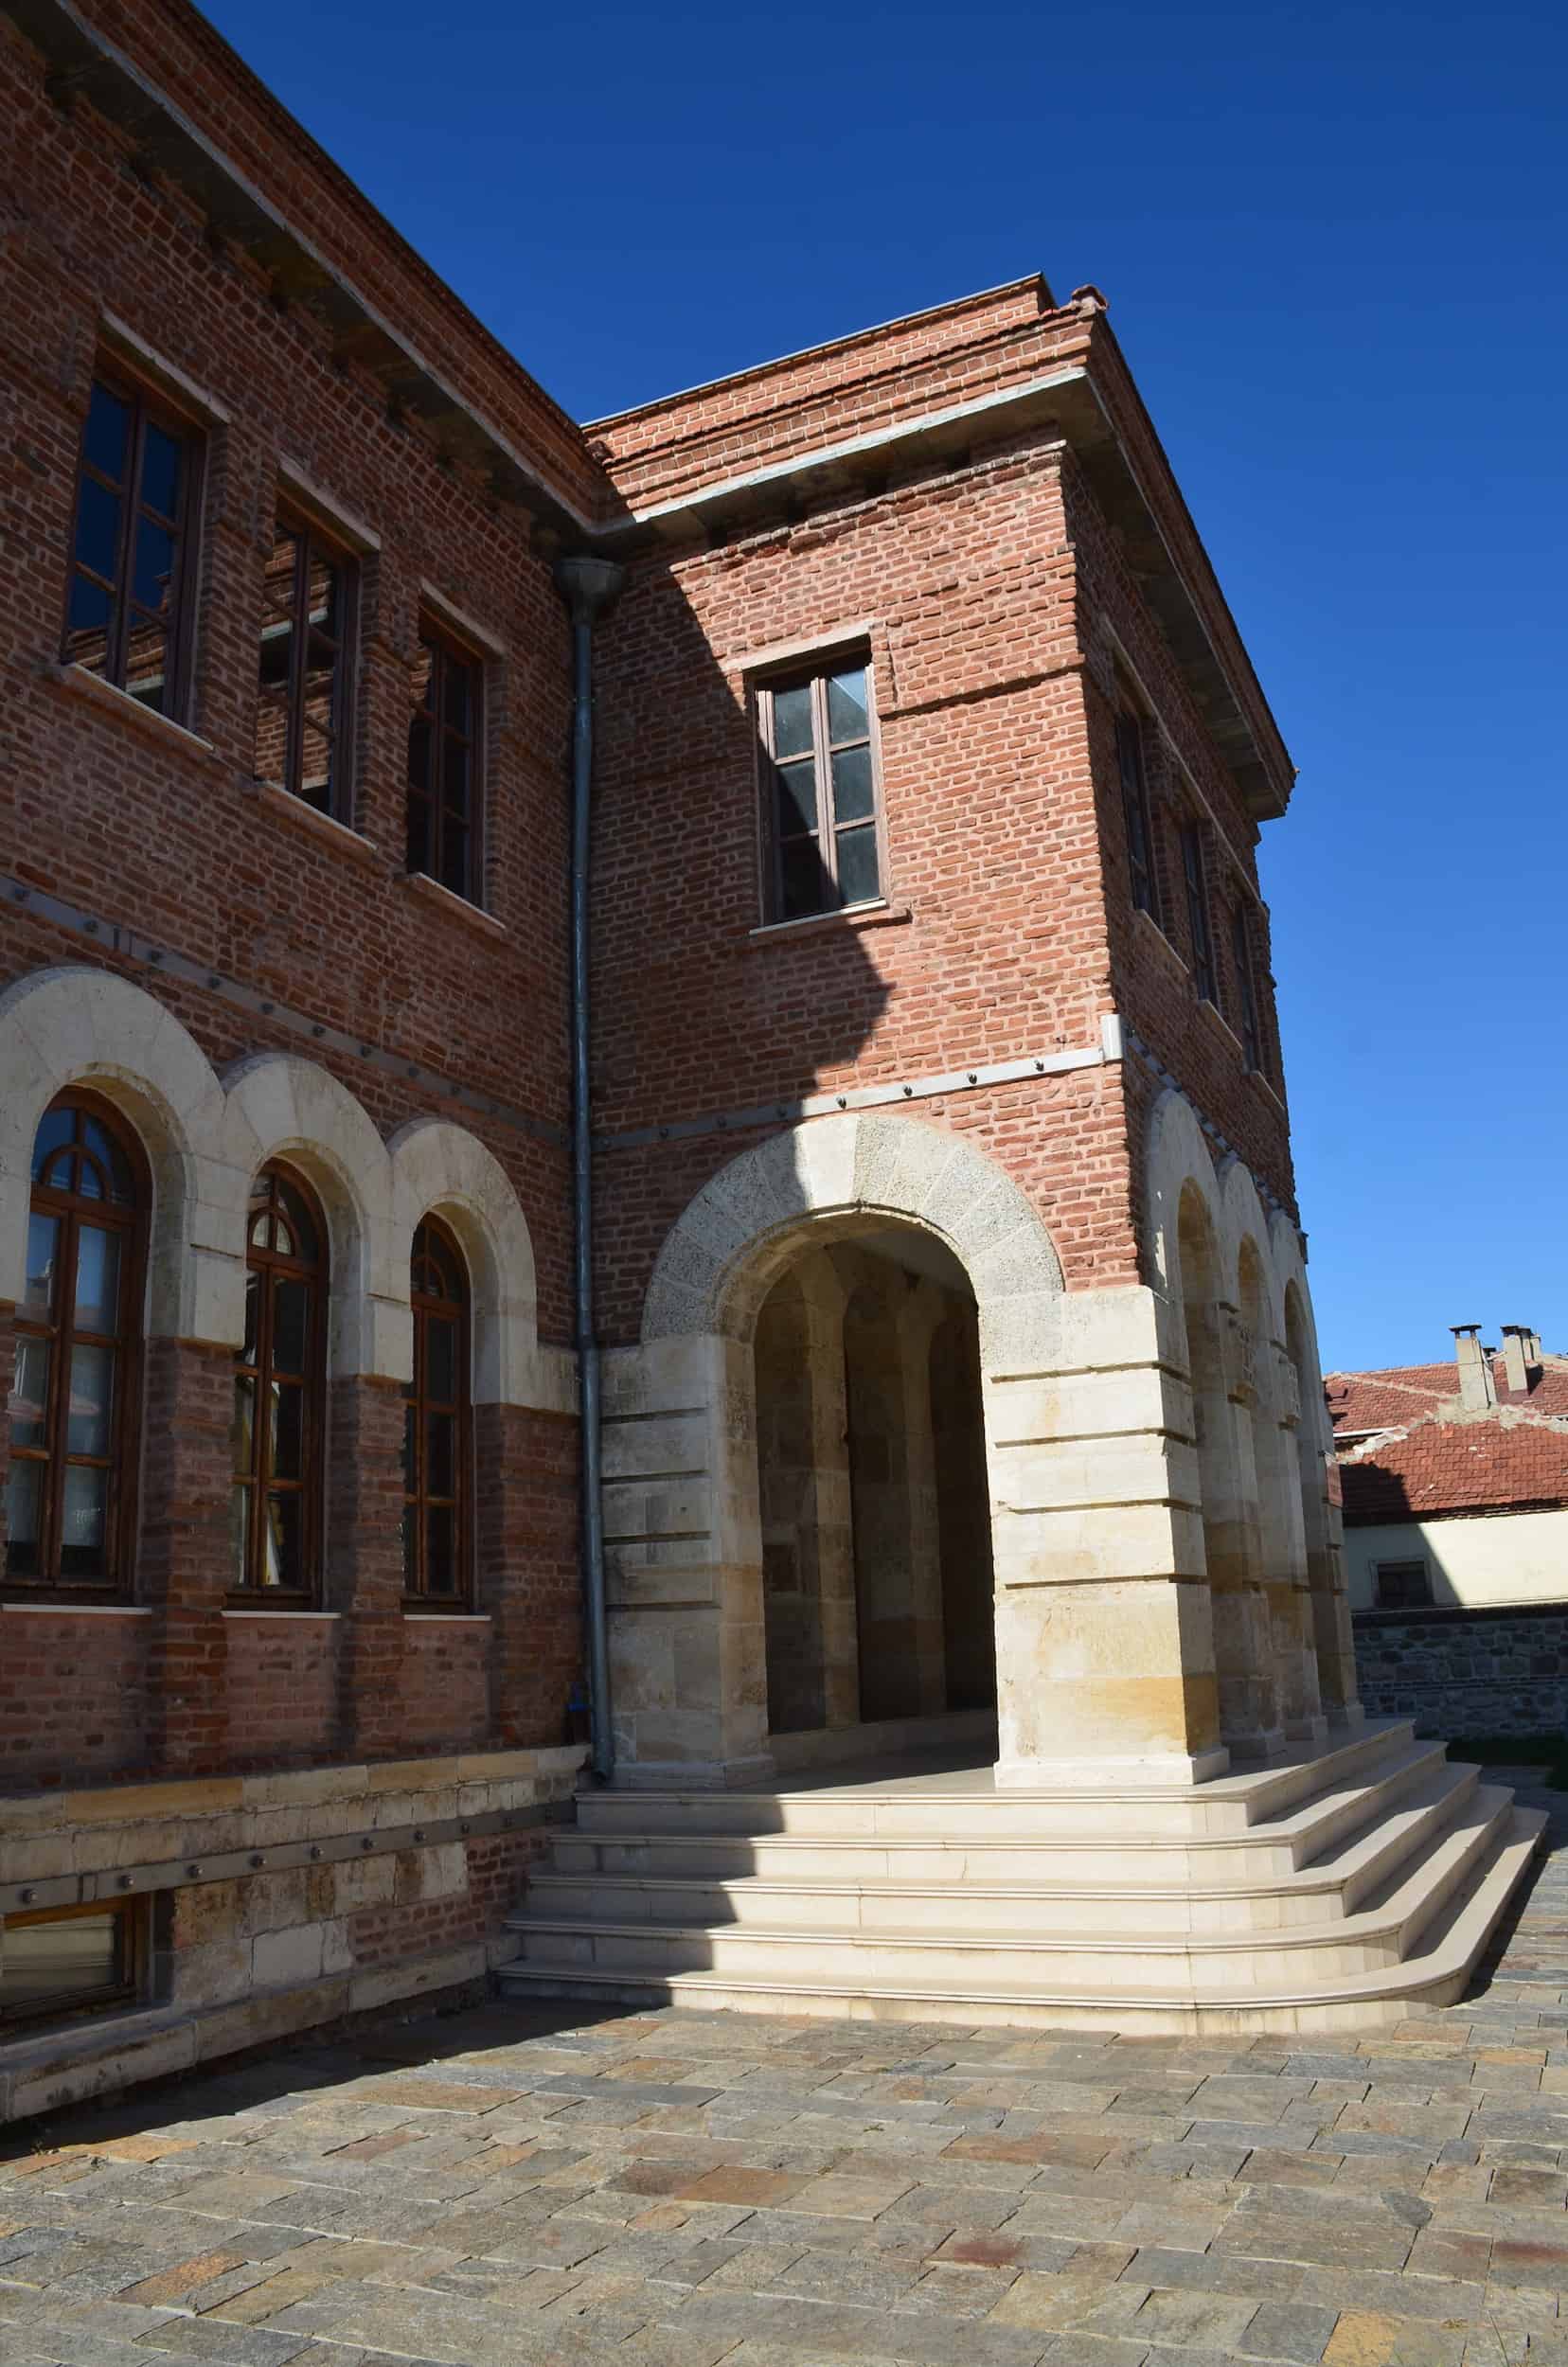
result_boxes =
[1181,819,1218,1006]
[1115,701,1158,924]
[1231,902,1265,1074]
[62,361,205,723]
[407,618,486,907]
[7,1092,147,1604]
[255,507,359,820]
[755,649,887,925]
[1375,1558,1433,1611]
[402,1215,473,1608]
[1,1895,147,2029]
[230,1165,328,1603]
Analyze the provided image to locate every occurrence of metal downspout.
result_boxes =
[556,555,623,1785]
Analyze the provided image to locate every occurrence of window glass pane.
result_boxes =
[426,1410,455,1499]
[75,474,122,585]
[275,1180,320,1265]
[65,575,115,671]
[406,797,432,878]
[124,617,169,714]
[74,1226,122,1334]
[439,822,470,900]
[443,656,472,735]
[76,1157,103,1201]
[836,826,880,907]
[826,667,868,741]
[774,758,817,837]
[441,735,470,818]
[66,1344,114,1458]
[254,689,290,789]
[771,683,813,759]
[10,1335,50,1450]
[402,1400,417,1487]
[271,1278,309,1376]
[411,640,435,714]
[1,1911,121,2009]
[260,1491,303,1589]
[232,1373,257,1479]
[241,1272,260,1363]
[299,715,334,813]
[59,1464,108,1576]
[31,1109,75,1182]
[132,517,175,615]
[25,1213,60,1315]
[830,743,874,825]
[307,551,340,638]
[84,383,131,483]
[781,840,829,920]
[81,1118,135,1205]
[139,422,184,520]
[230,1484,250,1583]
[401,1508,417,1588]
[270,1381,303,1483]
[425,1504,455,1595]
[425,1315,457,1405]
[4,1460,42,1575]
[45,1151,74,1190]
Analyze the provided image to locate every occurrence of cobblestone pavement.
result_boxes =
[6,1775,1568,2367]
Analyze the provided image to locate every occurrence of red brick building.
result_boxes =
[7,0,1528,2109]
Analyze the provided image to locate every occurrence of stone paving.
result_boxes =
[6,1772,1568,2367]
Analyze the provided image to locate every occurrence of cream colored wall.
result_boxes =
[1345,1508,1568,1611]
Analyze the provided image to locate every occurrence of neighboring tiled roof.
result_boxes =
[1340,1418,1568,1524]
[1324,1356,1568,1436]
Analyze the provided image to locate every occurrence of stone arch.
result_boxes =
[0,966,225,1338]
[641,1111,1062,1344]
[386,1117,540,1405]
[219,1054,395,1379]
[1144,1086,1224,1307]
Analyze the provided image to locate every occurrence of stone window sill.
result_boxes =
[1133,905,1189,976]
[49,663,224,764]
[1250,1063,1289,1116]
[402,1606,491,1624]
[1198,994,1246,1059]
[747,899,911,947]
[221,1608,341,1620]
[398,871,508,939]
[245,779,386,873]
[1,1600,150,1615]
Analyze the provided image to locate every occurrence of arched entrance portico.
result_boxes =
[601,1110,1235,1790]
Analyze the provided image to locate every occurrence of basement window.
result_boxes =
[1375,1558,1433,1610]
[756,654,884,923]
[0,1897,145,2027]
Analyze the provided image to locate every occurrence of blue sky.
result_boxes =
[205,0,1567,1373]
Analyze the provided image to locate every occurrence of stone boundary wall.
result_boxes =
[0,1745,584,2124]
[1353,1601,1568,1736]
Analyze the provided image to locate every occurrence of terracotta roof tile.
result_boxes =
[1324,1356,1568,1435]
[1340,1418,1568,1524]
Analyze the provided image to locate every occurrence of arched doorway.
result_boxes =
[753,1227,996,1741]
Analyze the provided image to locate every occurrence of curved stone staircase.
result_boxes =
[497,1719,1544,2035]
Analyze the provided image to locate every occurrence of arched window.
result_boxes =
[232,1166,326,1593]
[402,1219,471,1602]
[6,1095,146,1596]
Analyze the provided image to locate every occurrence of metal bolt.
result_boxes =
[309,1845,322,1860]
[19,1887,35,1904]
[459,1821,471,1837]
[967,1072,977,1084]
[186,1862,202,1878]
[361,1836,374,1851]
[249,1853,264,1869]
[118,1874,134,1889]
[902,1084,913,1096]
[413,1829,426,1843]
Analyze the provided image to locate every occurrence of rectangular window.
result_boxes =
[1232,903,1264,1072]
[64,370,201,721]
[1116,706,1157,921]
[1,1898,143,2026]
[1376,1558,1433,1610]
[757,656,882,922]
[255,513,357,816]
[407,622,483,903]
[1181,821,1217,1005]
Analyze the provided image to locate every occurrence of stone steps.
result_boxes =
[508,1785,1514,1989]
[528,1759,1481,1936]
[497,1806,1545,2036]
[496,1719,1546,2035]
[554,1737,1458,1892]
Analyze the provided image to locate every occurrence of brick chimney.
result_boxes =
[1500,1324,1538,1395]
[1452,1324,1497,1411]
